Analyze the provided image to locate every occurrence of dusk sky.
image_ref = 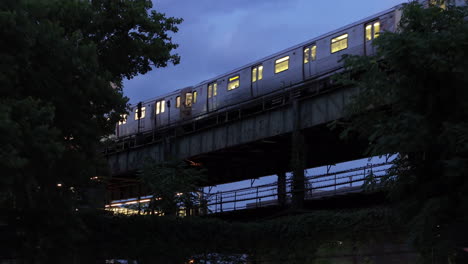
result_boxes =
[123,0,406,104]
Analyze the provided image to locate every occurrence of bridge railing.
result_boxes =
[105,162,391,216]
[204,162,390,214]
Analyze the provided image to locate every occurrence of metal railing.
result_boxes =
[204,162,390,214]
[105,162,391,216]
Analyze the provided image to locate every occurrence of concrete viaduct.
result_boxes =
[104,75,370,201]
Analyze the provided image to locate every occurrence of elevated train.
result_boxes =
[115,0,459,138]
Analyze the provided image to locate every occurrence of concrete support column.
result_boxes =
[291,99,306,209]
[277,172,287,207]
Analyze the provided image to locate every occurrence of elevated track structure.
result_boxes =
[104,75,371,203]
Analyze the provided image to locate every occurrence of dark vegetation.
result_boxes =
[0,0,181,262]
[335,1,468,262]
[139,160,208,216]
[1,0,468,263]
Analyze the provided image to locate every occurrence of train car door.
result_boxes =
[154,99,166,128]
[365,21,380,56]
[207,82,218,111]
[251,65,263,97]
[180,87,193,120]
[303,44,317,79]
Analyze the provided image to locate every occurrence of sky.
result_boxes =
[123,0,406,104]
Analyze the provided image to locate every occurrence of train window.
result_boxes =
[208,82,218,98]
[228,75,240,90]
[118,114,127,125]
[430,0,446,9]
[134,106,146,120]
[303,45,317,64]
[186,93,193,107]
[193,91,197,103]
[373,22,380,39]
[275,56,289,74]
[251,65,263,83]
[155,100,165,115]
[331,34,348,53]
[176,96,181,108]
[365,21,380,41]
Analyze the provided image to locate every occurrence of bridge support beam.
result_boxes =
[277,172,287,207]
[291,99,306,209]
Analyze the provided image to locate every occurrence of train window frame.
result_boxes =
[134,106,146,120]
[275,56,289,74]
[155,100,165,115]
[251,65,263,83]
[429,0,446,9]
[365,21,380,41]
[208,82,218,98]
[227,75,240,91]
[185,93,193,107]
[331,33,348,53]
[303,44,317,64]
[118,114,127,125]
[176,96,181,108]
[193,91,197,104]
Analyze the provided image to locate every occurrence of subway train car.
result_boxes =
[115,2,412,138]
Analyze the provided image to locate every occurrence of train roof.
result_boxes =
[131,3,402,107]
[194,4,401,87]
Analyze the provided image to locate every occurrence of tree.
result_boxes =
[336,1,468,262]
[139,160,208,216]
[0,0,182,261]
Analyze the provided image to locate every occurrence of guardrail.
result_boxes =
[105,162,391,216]
[205,162,390,214]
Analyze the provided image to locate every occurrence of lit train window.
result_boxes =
[134,106,146,120]
[208,82,218,98]
[303,45,316,64]
[193,91,197,103]
[251,65,263,83]
[374,22,380,39]
[155,100,165,115]
[275,56,289,74]
[186,93,193,107]
[176,96,180,108]
[118,114,127,125]
[365,21,380,41]
[228,75,240,90]
[331,33,348,53]
[430,0,446,9]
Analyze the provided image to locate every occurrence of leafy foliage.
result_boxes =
[82,207,402,264]
[336,1,468,262]
[0,0,181,261]
[139,160,208,216]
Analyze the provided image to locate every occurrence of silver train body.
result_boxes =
[116,5,403,138]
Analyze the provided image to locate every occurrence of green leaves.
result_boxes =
[1,0,182,260]
[82,207,402,263]
[139,159,208,216]
[336,1,468,260]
